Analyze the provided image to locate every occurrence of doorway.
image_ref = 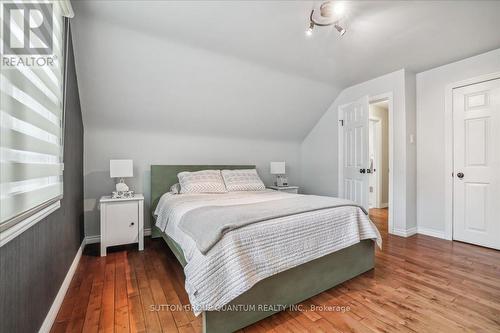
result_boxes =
[368,100,389,230]
[338,93,394,235]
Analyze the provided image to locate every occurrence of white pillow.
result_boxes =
[221,169,265,191]
[178,170,227,193]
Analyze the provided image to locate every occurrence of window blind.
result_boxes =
[0,1,65,232]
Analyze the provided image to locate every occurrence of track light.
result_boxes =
[305,22,314,36]
[308,1,348,37]
[334,24,346,36]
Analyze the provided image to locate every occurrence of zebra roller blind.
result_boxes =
[0,1,66,232]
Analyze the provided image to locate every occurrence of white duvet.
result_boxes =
[154,190,381,315]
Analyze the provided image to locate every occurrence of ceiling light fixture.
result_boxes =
[307,1,347,37]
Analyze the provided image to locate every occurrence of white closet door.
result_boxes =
[453,78,500,249]
[341,96,370,209]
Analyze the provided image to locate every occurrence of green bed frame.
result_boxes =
[151,165,375,333]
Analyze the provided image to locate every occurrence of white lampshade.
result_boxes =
[270,161,286,175]
[110,160,133,178]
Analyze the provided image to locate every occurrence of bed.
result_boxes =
[150,165,380,333]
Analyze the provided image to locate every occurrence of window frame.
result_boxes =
[0,13,69,247]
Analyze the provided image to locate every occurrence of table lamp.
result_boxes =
[110,159,133,192]
[270,161,287,187]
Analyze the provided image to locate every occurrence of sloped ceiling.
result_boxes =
[71,0,500,141]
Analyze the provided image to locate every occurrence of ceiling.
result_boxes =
[71,0,500,141]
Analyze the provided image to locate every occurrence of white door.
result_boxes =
[341,96,370,209]
[453,78,500,250]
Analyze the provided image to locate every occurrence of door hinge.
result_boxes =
[452,172,454,177]
[339,120,344,126]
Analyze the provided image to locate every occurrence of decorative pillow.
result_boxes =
[178,170,227,193]
[169,183,181,194]
[221,169,265,191]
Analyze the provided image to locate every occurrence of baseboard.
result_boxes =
[417,227,447,240]
[38,239,85,333]
[391,227,417,238]
[83,234,100,244]
[84,228,152,244]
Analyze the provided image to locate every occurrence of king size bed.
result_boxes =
[150,165,381,333]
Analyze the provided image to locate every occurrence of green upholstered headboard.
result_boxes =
[150,165,255,218]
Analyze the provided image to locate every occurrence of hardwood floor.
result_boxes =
[368,208,389,235]
[51,209,500,333]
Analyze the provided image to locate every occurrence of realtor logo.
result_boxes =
[2,2,53,55]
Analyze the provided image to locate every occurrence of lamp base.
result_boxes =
[274,175,288,187]
[111,190,135,199]
[115,178,129,192]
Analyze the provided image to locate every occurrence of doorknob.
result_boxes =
[457,172,464,179]
[359,169,366,174]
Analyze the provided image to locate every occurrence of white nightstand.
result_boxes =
[267,186,299,194]
[99,194,144,256]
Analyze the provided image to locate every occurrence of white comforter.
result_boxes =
[154,190,381,315]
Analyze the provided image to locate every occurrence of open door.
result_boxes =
[340,96,370,209]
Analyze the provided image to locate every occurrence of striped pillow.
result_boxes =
[221,169,265,191]
[178,170,227,193]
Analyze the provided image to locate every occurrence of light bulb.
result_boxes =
[334,2,345,16]
[334,24,346,36]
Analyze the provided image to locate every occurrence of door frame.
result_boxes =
[338,92,394,234]
[444,71,500,241]
[368,117,383,208]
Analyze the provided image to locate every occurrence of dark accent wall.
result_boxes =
[0,24,84,333]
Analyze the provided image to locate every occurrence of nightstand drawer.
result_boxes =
[104,201,138,246]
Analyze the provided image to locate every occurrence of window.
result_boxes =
[0,1,71,244]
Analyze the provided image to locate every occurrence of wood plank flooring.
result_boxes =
[51,208,500,332]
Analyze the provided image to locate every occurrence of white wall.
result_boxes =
[416,48,500,238]
[71,13,339,142]
[300,69,417,235]
[84,129,300,236]
[405,70,417,231]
